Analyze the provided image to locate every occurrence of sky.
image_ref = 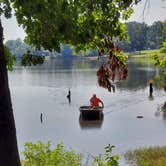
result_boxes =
[1,0,166,42]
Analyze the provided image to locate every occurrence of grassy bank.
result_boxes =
[127,49,166,65]
[124,145,166,166]
[128,49,160,58]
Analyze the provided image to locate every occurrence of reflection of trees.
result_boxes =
[28,58,73,70]
[155,70,166,91]
[72,59,98,69]
[162,111,166,121]
[47,58,99,70]
[22,59,74,87]
[116,61,159,91]
[73,60,91,69]
[155,70,166,108]
[48,58,73,70]
[45,59,163,92]
[155,104,166,121]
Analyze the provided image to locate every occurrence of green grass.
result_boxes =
[124,145,166,166]
[127,49,166,65]
[131,56,155,64]
[128,49,160,58]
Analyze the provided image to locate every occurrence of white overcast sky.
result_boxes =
[1,0,166,42]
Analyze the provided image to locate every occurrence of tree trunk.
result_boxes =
[0,20,21,165]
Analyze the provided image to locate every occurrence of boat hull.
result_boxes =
[79,106,103,120]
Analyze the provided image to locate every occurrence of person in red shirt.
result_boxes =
[90,94,104,108]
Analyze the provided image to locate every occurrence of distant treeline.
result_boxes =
[119,21,165,52]
[5,39,74,58]
[5,21,165,57]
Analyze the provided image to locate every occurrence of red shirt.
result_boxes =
[90,96,101,107]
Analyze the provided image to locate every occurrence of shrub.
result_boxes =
[22,141,82,166]
[21,142,119,166]
[92,144,119,166]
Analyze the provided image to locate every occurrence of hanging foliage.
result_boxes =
[21,51,45,66]
[96,38,128,92]
[4,45,16,70]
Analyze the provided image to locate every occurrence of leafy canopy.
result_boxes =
[154,20,166,68]
[0,0,140,52]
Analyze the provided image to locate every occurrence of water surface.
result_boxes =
[9,58,166,164]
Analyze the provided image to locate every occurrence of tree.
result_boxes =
[119,21,164,52]
[160,20,166,53]
[0,0,140,165]
[5,38,31,58]
[153,20,166,109]
[0,21,20,166]
[13,0,134,51]
[146,21,164,50]
[125,22,148,51]
[153,20,166,68]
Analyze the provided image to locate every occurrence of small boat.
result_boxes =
[79,106,103,120]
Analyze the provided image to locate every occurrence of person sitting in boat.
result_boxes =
[90,94,104,108]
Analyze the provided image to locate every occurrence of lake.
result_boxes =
[9,57,166,164]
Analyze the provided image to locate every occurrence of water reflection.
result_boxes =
[148,94,154,101]
[79,113,104,129]
[12,58,162,92]
[40,113,43,123]
[9,57,166,157]
[162,111,166,121]
[116,61,160,91]
[155,104,166,121]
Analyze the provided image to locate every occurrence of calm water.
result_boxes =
[9,58,166,164]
